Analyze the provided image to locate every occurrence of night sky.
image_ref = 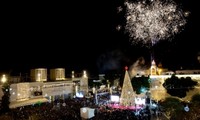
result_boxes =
[1,0,199,75]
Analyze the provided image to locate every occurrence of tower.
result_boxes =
[150,60,157,75]
[50,68,65,80]
[120,66,135,106]
[80,70,88,96]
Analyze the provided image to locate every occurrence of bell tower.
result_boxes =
[150,60,157,75]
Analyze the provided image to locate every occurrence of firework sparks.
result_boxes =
[125,0,188,45]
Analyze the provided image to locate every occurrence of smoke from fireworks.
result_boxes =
[124,0,189,45]
[129,57,148,78]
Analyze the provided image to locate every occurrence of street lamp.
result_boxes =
[1,74,7,83]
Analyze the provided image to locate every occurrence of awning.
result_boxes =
[9,97,48,108]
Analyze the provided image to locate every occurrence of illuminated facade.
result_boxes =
[30,68,47,82]
[9,81,74,103]
[0,69,90,108]
[42,81,74,101]
[80,70,88,95]
[50,68,65,80]
[175,70,200,74]
[10,82,42,102]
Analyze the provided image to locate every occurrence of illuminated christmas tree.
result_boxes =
[120,66,135,106]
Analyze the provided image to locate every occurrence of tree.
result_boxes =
[120,68,135,106]
[159,97,184,120]
[131,75,150,94]
[1,82,10,114]
[163,75,198,98]
[160,94,200,120]
[191,93,200,104]
[181,94,200,120]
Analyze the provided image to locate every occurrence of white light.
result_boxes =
[135,98,146,105]
[82,108,87,113]
[111,95,120,102]
[184,105,189,112]
[62,103,66,107]
[76,92,84,98]
[83,70,87,78]
[1,74,7,83]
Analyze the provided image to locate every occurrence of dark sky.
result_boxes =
[1,0,199,75]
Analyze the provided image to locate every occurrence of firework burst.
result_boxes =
[125,0,189,45]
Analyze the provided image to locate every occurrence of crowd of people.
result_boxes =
[0,93,157,120]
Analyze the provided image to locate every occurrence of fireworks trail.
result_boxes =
[124,0,189,46]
